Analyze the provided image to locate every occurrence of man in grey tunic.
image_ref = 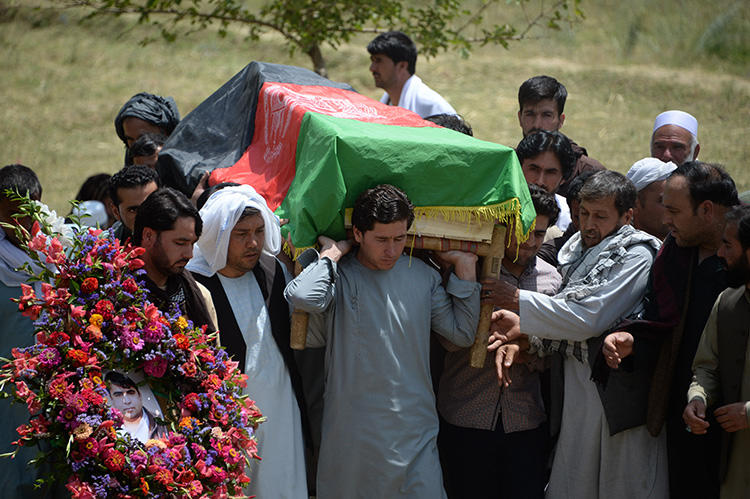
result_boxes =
[487,171,667,499]
[284,184,480,498]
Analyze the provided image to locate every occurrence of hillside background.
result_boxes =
[2,0,749,213]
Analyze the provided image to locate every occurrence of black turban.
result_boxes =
[114,92,181,146]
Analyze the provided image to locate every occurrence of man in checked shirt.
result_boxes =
[437,184,561,499]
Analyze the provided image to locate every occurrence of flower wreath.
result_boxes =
[0,197,263,498]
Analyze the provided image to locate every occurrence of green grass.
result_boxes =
[1,0,749,213]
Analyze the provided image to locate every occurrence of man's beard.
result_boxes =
[152,237,188,277]
[725,253,750,288]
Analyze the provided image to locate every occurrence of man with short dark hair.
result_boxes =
[602,161,739,499]
[424,113,473,136]
[368,31,456,118]
[517,75,604,197]
[133,188,216,331]
[108,165,160,243]
[285,184,480,498]
[683,204,750,498]
[437,184,561,499]
[187,185,308,498]
[105,372,164,444]
[487,171,665,498]
[516,129,577,231]
[651,110,700,165]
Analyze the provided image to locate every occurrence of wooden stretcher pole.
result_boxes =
[469,224,506,368]
[289,260,309,350]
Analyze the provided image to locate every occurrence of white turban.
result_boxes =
[653,110,698,138]
[187,185,281,277]
[626,157,677,192]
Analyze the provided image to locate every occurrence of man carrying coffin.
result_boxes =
[284,184,480,498]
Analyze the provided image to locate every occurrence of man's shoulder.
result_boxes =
[718,285,748,307]
[408,74,456,116]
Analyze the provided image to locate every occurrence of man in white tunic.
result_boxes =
[486,171,668,499]
[187,185,307,499]
[284,184,480,498]
[367,31,457,118]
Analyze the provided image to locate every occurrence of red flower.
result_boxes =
[78,437,99,457]
[153,468,174,490]
[202,373,222,392]
[19,283,35,303]
[129,258,145,270]
[143,356,168,378]
[183,393,201,413]
[80,277,98,294]
[173,333,190,350]
[66,349,89,367]
[94,300,114,320]
[102,448,125,471]
[121,278,138,295]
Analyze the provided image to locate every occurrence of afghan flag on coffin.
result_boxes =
[158,61,535,251]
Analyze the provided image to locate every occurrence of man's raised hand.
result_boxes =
[318,235,352,262]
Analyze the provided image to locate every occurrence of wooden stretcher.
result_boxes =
[289,212,507,369]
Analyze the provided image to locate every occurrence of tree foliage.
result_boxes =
[64,0,584,76]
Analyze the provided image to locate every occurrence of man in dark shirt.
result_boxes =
[602,161,739,499]
[133,187,216,331]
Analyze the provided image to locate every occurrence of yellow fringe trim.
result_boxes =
[411,198,532,248]
[286,199,533,261]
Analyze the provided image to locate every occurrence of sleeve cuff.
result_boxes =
[445,273,481,298]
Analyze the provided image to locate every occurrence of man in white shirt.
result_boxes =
[367,31,456,118]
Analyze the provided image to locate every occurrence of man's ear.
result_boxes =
[698,200,713,220]
[622,207,634,226]
[353,227,364,245]
[108,199,121,222]
[558,112,566,129]
[141,227,156,248]
[693,143,700,160]
[396,60,409,74]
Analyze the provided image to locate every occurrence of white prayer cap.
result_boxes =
[626,157,677,192]
[652,110,698,138]
[188,184,281,276]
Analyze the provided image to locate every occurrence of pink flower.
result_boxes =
[121,331,144,351]
[70,305,86,319]
[65,477,96,499]
[143,356,168,378]
[187,479,203,497]
[45,237,65,264]
[38,347,61,367]
[48,376,72,400]
[142,321,165,343]
[27,232,47,252]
